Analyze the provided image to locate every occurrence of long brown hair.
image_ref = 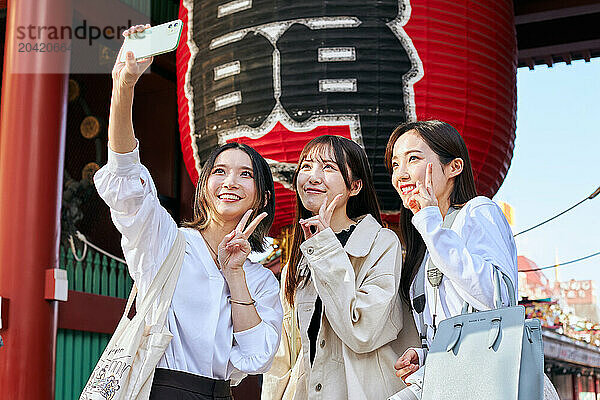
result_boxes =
[285,135,382,306]
[183,142,275,252]
[384,120,478,305]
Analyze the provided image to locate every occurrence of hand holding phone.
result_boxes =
[119,20,183,62]
[112,25,154,88]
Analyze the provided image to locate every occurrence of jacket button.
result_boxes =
[320,339,325,348]
[307,247,314,255]
[316,383,322,392]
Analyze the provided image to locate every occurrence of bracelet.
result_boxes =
[228,296,256,306]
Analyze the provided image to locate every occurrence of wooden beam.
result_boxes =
[515,0,600,16]
[58,290,127,334]
[515,4,600,25]
[518,38,600,60]
[526,58,536,70]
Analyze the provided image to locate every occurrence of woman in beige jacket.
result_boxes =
[262,136,419,400]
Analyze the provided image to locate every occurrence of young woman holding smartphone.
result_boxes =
[94,24,283,400]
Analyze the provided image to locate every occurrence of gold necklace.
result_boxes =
[201,232,220,268]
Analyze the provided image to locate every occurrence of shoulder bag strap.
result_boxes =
[423,207,460,337]
[135,230,186,324]
[412,258,428,350]
[151,230,187,327]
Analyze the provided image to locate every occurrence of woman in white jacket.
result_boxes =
[94,24,282,400]
[262,135,418,400]
[386,120,558,399]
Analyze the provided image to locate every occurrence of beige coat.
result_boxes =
[262,215,419,400]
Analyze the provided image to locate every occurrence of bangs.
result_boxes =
[297,136,351,187]
[300,141,338,165]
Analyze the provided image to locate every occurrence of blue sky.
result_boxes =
[494,58,600,285]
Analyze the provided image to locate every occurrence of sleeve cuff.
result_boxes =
[233,320,268,356]
[106,140,141,176]
[400,347,425,367]
[415,347,425,366]
[299,228,341,261]
[411,206,443,234]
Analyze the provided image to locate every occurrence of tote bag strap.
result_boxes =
[412,259,428,350]
[122,284,139,321]
[132,230,187,323]
[149,230,187,327]
[426,208,460,288]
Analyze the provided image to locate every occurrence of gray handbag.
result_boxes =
[419,211,544,400]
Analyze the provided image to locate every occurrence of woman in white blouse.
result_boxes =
[94,25,283,399]
[384,120,518,382]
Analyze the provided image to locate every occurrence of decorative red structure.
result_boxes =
[176,0,517,233]
[405,0,517,198]
[0,0,71,397]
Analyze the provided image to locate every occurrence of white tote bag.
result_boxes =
[80,230,186,400]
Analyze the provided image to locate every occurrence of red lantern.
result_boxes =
[176,0,517,233]
[405,1,517,198]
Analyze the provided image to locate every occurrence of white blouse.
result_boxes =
[409,197,518,347]
[94,144,283,384]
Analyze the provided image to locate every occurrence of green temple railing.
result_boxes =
[55,245,133,399]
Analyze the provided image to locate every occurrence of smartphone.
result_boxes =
[119,19,183,62]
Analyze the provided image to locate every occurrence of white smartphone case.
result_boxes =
[119,19,183,62]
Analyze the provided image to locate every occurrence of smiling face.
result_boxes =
[296,145,357,215]
[390,130,456,209]
[206,148,258,223]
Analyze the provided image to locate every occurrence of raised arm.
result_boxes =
[94,24,178,288]
[109,24,153,154]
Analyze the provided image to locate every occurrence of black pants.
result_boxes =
[150,368,233,400]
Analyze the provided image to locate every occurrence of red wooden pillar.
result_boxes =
[572,372,582,400]
[0,0,71,398]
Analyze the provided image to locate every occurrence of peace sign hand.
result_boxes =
[406,163,438,214]
[218,210,268,278]
[112,24,154,88]
[299,194,344,240]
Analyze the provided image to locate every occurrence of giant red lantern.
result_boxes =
[176,0,516,233]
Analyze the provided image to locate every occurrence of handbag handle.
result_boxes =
[492,266,516,308]
[459,267,516,315]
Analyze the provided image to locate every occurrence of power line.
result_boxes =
[513,185,600,237]
[519,250,600,272]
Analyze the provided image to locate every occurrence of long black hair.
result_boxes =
[183,142,275,252]
[385,120,478,305]
[285,135,381,305]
